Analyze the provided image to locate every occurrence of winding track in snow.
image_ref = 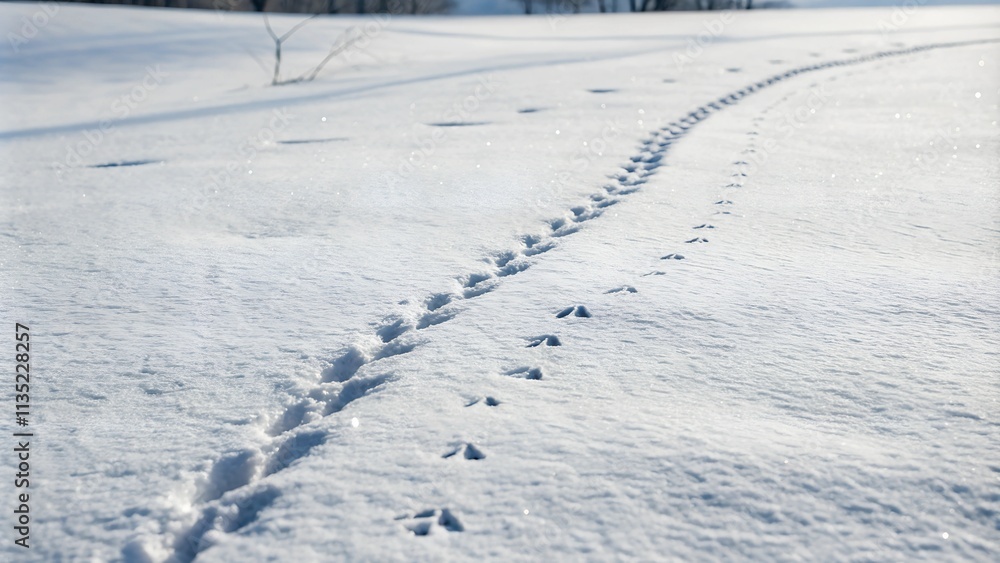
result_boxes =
[149,37,999,563]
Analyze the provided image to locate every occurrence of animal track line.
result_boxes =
[149,37,999,562]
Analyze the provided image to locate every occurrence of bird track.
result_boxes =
[148,37,999,562]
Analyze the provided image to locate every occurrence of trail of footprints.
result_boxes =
[156,37,998,560]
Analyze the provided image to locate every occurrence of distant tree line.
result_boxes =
[53,0,786,13]
[55,0,454,14]
[516,0,762,14]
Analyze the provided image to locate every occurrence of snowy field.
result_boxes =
[1,2,999,561]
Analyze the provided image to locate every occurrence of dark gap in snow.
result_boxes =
[416,309,455,330]
[425,292,452,311]
[324,373,392,416]
[493,250,517,268]
[438,509,464,532]
[462,281,496,299]
[427,121,490,127]
[498,261,529,277]
[407,521,433,536]
[376,319,409,343]
[464,272,492,288]
[170,507,220,562]
[264,431,326,477]
[267,398,313,437]
[197,449,260,503]
[278,137,348,145]
[524,241,555,257]
[505,366,543,380]
[551,225,580,238]
[226,486,281,532]
[465,396,501,407]
[373,341,417,361]
[521,234,543,248]
[445,443,486,460]
[605,286,638,294]
[89,159,161,168]
[322,346,367,383]
[463,444,485,460]
[527,334,561,347]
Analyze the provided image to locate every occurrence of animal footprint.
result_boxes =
[464,272,492,288]
[498,261,530,277]
[399,508,464,535]
[416,310,456,330]
[527,335,561,347]
[442,443,486,460]
[693,224,715,229]
[465,396,501,407]
[376,319,409,343]
[556,305,591,318]
[605,286,637,294]
[425,293,453,312]
[661,254,685,260]
[505,367,543,380]
[685,237,709,244]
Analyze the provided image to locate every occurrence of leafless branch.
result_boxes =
[264,13,323,86]
[297,31,362,83]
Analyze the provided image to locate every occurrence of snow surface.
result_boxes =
[1,3,999,562]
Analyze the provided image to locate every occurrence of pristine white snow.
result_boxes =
[1,3,998,562]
